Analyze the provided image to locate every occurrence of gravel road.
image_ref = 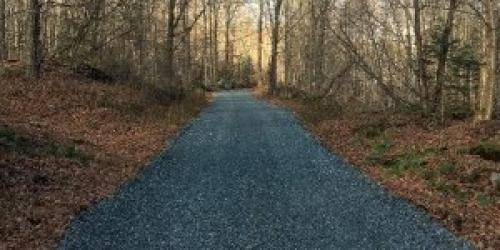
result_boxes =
[59,90,470,249]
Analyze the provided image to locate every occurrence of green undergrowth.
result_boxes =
[469,140,500,162]
[477,193,497,207]
[0,126,91,164]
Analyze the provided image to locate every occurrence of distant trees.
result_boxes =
[1,0,255,95]
[4,0,498,120]
[260,0,500,121]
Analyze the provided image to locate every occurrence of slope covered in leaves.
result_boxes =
[0,69,208,249]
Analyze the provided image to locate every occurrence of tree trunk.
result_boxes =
[477,0,497,121]
[432,0,458,120]
[257,0,263,85]
[284,0,291,95]
[315,0,329,93]
[25,0,41,79]
[203,0,209,87]
[166,0,176,82]
[135,0,145,77]
[224,1,231,67]
[413,0,429,113]
[182,0,192,88]
[0,0,6,60]
[268,0,283,95]
[212,0,219,82]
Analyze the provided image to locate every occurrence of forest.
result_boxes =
[0,0,500,249]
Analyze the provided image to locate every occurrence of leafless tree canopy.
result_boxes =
[0,0,499,120]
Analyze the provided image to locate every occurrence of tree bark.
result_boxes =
[432,0,458,119]
[224,1,231,67]
[413,0,429,113]
[315,0,329,93]
[284,0,291,94]
[477,0,497,121]
[257,0,263,85]
[166,0,177,82]
[25,0,41,79]
[212,0,219,82]
[268,0,283,95]
[0,0,6,60]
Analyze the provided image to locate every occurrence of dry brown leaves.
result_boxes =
[264,94,500,249]
[0,71,207,249]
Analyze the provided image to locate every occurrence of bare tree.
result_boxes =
[166,0,177,82]
[432,0,459,122]
[477,0,497,121]
[0,0,6,60]
[257,0,263,84]
[268,0,283,94]
[414,0,429,112]
[25,0,41,79]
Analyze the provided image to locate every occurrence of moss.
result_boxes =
[420,168,438,181]
[367,139,392,165]
[470,141,500,162]
[0,126,19,148]
[0,126,90,164]
[454,190,468,203]
[427,178,465,200]
[0,126,34,151]
[386,151,427,177]
[438,163,457,176]
[63,145,90,164]
[477,193,496,207]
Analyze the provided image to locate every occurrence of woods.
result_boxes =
[0,0,256,94]
[260,0,499,123]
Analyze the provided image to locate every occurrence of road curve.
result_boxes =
[59,90,470,249]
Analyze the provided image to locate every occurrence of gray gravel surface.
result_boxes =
[59,90,471,249]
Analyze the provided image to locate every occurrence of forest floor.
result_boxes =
[0,64,208,249]
[256,89,500,249]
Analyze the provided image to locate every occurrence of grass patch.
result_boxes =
[427,178,467,201]
[367,139,392,165]
[438,162,457,176]
[477,193,497,207]
[0,126,91,164]
[420,168,438,181]
[470,141,500,162]
[385,150,430,177]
